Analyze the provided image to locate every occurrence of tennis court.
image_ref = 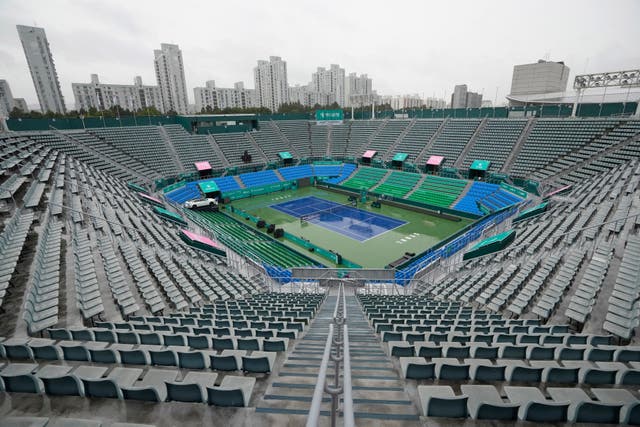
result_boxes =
[271,196,406,241]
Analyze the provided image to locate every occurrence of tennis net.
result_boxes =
[300,202,354,224]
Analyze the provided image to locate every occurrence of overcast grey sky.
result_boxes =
[1,0,639,108]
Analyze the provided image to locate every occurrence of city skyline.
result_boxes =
[1,0,639,110]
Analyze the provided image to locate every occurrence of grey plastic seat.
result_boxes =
[237,337,261,351]
[399,357,434,379]
[121,368,179,402]
[0,363,41,393]
[2,338,33,360]
[187,335,210,349]
[466,359,506,382]
[165,372,218,403]
[89,348,120,364]
[0,417,49,427]
[116,331,140,345]
[505,361,543,382]
[461,384,519,420]
[48,328,72,340]
[242,351,276,373]
[59,341,107,361]
[163,334,186,347]
[206,375,256,407]
[564,360,617,384]
[30,339,62,361]
[212,337,236,350]
[263,338,288,352]
[41,366,108,397]
[138,332,161,345]
[388,341,414,357]
[94,329,116,343]
[530,361,579,383]
[418,385,468,418]
[177,351,207,369]
[46,418,101,427]
[210,350,246,371]
[591,388,640,425]
[82,367,143,399]
[118,347,150,365]
[70,329,94,342]
[504,386,569,422]
[434,358,470,380]
[149,348,178,366]
[548,387,621,423]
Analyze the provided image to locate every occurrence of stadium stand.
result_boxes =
[420,119,480,166]
[392,119,444,164]
[162,125,226,172]
[460,119,527,170]
[407,175,468,208]
[3,116,640,425]
[89,126,181,176]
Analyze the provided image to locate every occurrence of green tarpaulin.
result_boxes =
[513,202,548,223]
[198,180,219,193]
[278,152,293,160]
[392,153,408,162]
[463,230,516,260]
[470,160,491,171]
[153,206,187,226]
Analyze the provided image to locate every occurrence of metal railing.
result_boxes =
[307,282,355,427]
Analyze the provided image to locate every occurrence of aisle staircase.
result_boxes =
[255,288,420,424]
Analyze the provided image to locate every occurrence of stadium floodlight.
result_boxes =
[573,69,640,89]
[572,68,640,117]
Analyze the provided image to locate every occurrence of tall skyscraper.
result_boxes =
[509,59,570,99]
[72,74,163,112]
[311,64,345,106]
[154,43,189,114]
[451,84,483,108]
[16,25,66,114]
[253,56,289,112]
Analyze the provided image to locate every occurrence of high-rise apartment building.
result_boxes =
[451,84,483,108]
[154,43,189,114]
[72,74,163,112]
[16,25,66,114]
[0,80,16,117]
[311,64,345,106]
[193,80,255,112]
[345,73,373,106]
[253,56,289,112]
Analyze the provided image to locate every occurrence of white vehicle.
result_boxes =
[184,197,218,210]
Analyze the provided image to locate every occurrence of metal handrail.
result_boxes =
[306,323,334,427]
[307,281,354,427]
[342,323,355,427]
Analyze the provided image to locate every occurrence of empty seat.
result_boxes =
[121,368,179,402]
[206,376,256,407]
[165,372,218,403]
[504,386,569,422]
[548,387,621,423]
[82,367,143,399]
[242,351,276,373]
[418,385,468,418]
[462,384,519,420]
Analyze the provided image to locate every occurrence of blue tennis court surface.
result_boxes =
[271,196,406,241]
